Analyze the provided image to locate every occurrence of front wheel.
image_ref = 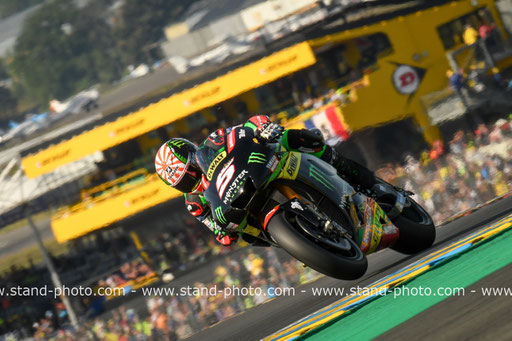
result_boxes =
[391,197,436,254]
[267,211,368,280]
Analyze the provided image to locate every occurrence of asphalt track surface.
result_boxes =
[187,196,512,341]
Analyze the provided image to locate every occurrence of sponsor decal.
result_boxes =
[111,118,145,137]
[260,54,298,75]
[391,64,425,95]
[238,129,246,139]
[297,147,316,153]
[226,222,239,231]
[290,201,304,211]
[309,164,335,191]
[266,155,279,172]
[248,152,267,164]
[359,198,392,253]
[282,153,300,180]
[249,115,269,129]
[40,149,71,167]
[170,139,186,148]
[270,159,279,172]
[185,86,221,106]
[208,129,225,145]
[200,174,209,190]
[223,170,249,204]
[203,218,214,232]
[227,129,236,154]
[129,189,159,206]
[165,165,179,180]
[207,151,227,180]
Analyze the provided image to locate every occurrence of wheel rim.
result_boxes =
[291,213,363,260]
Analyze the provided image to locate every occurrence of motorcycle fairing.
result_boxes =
[357,197,399,253]
[275,151,399,254]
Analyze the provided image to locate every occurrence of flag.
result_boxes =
[304,105,350,145]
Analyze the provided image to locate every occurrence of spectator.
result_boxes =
[463,23,479,45]
[447,69,471,107]
[478,20,495,39]
[491,67,509,91]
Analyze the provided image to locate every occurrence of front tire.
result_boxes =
[391,198,436,254]
[267,211,368,280]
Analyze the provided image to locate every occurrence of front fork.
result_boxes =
[272,183,352,239]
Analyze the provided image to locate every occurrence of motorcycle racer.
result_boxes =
[155,115,376,246]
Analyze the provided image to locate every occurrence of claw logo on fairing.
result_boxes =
[248,152,267,164]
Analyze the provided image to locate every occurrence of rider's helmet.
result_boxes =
[155,138,201,193]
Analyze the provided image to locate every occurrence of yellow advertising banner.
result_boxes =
[22,42,317,178]
[51,175,181,243]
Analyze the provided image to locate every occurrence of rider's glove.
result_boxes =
[256,122,283,143]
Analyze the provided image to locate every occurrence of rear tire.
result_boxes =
[391,198,436,254]
[267,211,368,280]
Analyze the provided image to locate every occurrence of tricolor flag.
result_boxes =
[304,105,350,145]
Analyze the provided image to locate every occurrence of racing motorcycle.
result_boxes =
[196,126,436,280]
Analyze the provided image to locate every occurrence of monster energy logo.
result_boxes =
[170,140,186,148]
[248,152,266,164]
[215,207,227,225]
[309,165,335,191]
[169,140,187,163]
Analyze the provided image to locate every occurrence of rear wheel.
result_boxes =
[267,211,367,280]
[391,197,436,254]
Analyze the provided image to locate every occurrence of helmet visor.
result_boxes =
[173,161,201,193]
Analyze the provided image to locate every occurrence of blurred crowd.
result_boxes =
[0,264,57,339]
[9,248,320,340]
[143,227,221,275]
[139,250,319,340]
[377,118,512,223]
